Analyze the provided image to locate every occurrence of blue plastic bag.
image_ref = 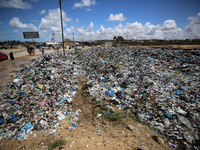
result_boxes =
[22,122,32,134]
[105,90,110,95]
[0,118,4,124]
[145,112,150,119]
[11,114,17,122]
[165,110,172,118]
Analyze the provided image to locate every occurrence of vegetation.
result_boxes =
[119,38,200,46]
[48,137,66,150]
[93,102,127,126]
[1,38,200,47]
[105,113,127,126]
[0,40,28,46]
[113,36,124,42]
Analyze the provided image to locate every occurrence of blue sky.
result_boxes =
[0,0,200,42]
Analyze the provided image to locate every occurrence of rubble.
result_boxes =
[74,47,200,149]
[0,47,200,149]
[0,52,81,142]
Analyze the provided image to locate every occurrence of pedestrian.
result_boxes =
[9,52,14,60]
[31,48,35,55]
[27,47,31,55]
[41,48,44,55]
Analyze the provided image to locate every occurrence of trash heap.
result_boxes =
[74,47,200,149]
[0,47,200,149]
[0,53,81,141]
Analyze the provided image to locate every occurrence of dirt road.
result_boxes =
[0,48,68,80]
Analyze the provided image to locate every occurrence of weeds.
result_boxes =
[105,113,126,121]
[105,113,127,126]
[48,137,66,150]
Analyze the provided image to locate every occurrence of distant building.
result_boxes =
[13,45,25,49]
[102,42,112,48]
[64,39,74,46]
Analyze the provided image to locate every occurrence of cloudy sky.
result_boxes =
[0,0,200,42]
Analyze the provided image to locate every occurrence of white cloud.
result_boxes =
[76,23,95,40]
[75,20,175,41]
[126,21,143,31]
[65,26,75,36]
[38,8,72,32]
[183,12,200,39]
[187,15,200,24]
[9,17,37,31]
[30,0,38,2]
[37,8,72,42]
[162,19,177,30]
[107,13,127,22]
[86,22,93,32]
[9,17,28,28]
[7,11,200,41]
[27,23,37,31]
[73,0,96,8]
[76,18,79,23]
[86,8,92,11]
[114,23,123,29]
[44,11,200,41]
[144,22,160,35]
[40,9,46,15]
[0,0,31,9]
[96,26,115,39]
[163,28,183,40]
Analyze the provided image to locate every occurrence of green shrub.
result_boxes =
[48,137,66,150]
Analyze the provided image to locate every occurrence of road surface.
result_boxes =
[0,48,68,79]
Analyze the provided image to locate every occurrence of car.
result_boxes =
[0,52,8,62]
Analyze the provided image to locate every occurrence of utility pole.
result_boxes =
[58,0,65,55]
[73,33,75,52]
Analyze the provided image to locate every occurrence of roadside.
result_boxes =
[0,48,66,85]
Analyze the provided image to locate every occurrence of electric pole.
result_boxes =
[73,33,75,52]
[59,0,65,55]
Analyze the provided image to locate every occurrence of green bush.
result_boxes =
[48,137,66,150]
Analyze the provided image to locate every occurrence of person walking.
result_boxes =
[41,48,44,55]
[9,52,14,60]
[31,47,35,55]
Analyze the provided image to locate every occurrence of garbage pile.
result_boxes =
[74,47,200,149]
[0,47,200,149]
[0,53,81,142]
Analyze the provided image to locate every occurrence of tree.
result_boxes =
[113,36,117,41]
[117,36,124,42]
[113,36,124,42]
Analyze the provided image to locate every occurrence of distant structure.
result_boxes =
[51,32,55,43]
[105,42,112,48]
[46,32,59,47]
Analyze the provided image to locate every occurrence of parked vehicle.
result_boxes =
[0,52,8,61]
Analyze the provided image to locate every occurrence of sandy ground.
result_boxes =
[152,45,200,49]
